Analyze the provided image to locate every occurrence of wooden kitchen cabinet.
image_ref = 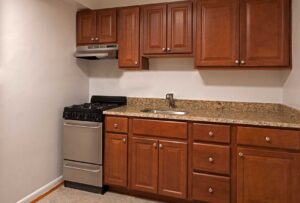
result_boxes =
[240,0,290,67]
[195,0,239,66]
[195,0,291,68]
[130,137,159,193]
[158,140,187,199]
[104,133,127,187]
[142,1,193,55]
[237,147,300,203]
[77,9,117,45]
[118,7,148,69]
[77,10,97,45]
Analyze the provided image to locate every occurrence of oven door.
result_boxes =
[63,120,102,164]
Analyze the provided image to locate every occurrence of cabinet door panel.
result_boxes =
[196,0,239,66]
[131,137,158,194]
[167,2,193,54]
[240,0,290,66]
[143,4,167,54]
[77,10,97,45]
[158,140,187,199]
[97,8,117,43]
[118,7,140,68]
[104,133,127,187]
[237,147,300,203]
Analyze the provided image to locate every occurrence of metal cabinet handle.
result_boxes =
[208,187,214,193]
[238,152,244,157]
[266,136,271,143]
[64,164,101,173]
[209,131,214,137]
[159,144,163,149]
[208,157,214,163]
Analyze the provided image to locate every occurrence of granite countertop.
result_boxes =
[104,98,300,129]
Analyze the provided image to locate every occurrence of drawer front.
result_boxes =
[105,116,128,133]
[132,119,187,139]
[237,127,300,150]
[193,143,230,175]
[192,173,230,203]
[193,123,230,144]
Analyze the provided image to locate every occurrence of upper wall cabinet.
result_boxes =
[142,1,193,55]
[118,7,149,69]
[195,0,291,68]
[77,9,117,45]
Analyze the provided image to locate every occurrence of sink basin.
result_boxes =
[141,108,188,115]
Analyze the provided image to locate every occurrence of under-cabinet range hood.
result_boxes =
[75,44,118,60]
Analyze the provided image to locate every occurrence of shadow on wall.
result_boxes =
[86,57,290,87]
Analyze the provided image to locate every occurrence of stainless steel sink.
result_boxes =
[140,108,188,115]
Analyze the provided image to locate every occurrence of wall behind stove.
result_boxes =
[89,58,286,103]
[0,0,89,202]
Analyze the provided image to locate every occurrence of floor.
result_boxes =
[38,186,162,203]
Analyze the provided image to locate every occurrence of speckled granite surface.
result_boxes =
[104,98,300,129]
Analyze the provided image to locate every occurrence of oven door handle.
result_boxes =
[63,123,101,129]
[64,164,101,173]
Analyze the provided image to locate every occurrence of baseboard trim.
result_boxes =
[16,176,63,203]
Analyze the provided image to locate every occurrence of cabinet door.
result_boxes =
[118,7,140,68]
[240,0,290,67]
[96,8,117,44]
[104,133,127,187]
[143,4,167,54]
[131,137,158,193]
[77,10,97,45]
[158,140,187,199]
[237,147,300,203]
[195,0,239,67]
[167,2,193,54]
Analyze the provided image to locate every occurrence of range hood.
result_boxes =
[75,44,118,60]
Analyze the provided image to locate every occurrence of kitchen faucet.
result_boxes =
[166,93,176,108]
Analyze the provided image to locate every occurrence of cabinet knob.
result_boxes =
[208,187,214,194]
[134,61,138,65]
[208,131,214,137]
[162,48,166,52]
[266,136,271,143]
[241,60,245,64]
[235,60,240,64]
[95,37,99,41]
[91,38,94,41]
[167,48,171,52]
[122,138,126,143]
[113,123,118,129]
[238,152,244,157]
[208,157,214,163]
[159,144,163,149]
[153,143,157,148]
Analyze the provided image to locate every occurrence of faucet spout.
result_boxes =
[166,93,176,109]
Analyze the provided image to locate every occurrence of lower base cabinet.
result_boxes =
[130,137,188,199]
[237,147,300,203]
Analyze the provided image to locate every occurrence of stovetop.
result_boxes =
[63,96,127,122]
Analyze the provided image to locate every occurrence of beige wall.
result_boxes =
[0,0,89,202]
[89,59,285,103]
[283,0,300,109]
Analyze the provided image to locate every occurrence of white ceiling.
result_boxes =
[73,0,182,9]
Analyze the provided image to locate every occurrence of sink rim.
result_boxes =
[140,108,188,115]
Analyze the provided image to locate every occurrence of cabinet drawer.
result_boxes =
[193,143,230,175]
[105,116,128,133]
[192,173,230,203]
[132,119,187,139]
[193,123,230,143]
[237,127,300,150]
